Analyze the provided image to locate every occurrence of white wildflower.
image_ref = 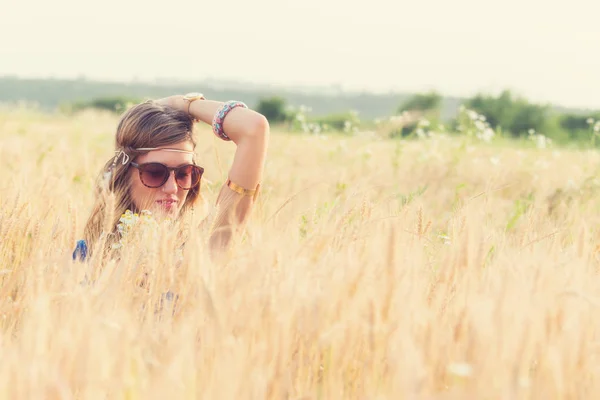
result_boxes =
[419,119,431,128]
[476,127,495,143]
[536,134,549,149]
[343,120,354,134]
[437,233,451,245]
[519,377,531,388]
[467,110,478,121]
[447,362,472,377]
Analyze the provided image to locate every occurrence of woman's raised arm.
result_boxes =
[157,94,270,252]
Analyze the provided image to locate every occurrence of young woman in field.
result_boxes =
[72,93,269,262]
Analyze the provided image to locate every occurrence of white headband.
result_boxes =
[112,147,195,166]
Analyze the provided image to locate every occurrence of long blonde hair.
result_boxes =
[82,101,201,257]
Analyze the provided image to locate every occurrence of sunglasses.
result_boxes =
[130,162,204,190]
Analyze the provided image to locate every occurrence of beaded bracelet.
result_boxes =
[212,100,248,141]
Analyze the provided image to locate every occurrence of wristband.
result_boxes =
[212,101,248,141]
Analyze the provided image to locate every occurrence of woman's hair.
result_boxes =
[82,101,200,257]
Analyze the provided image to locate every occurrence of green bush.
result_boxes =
[312,111,360,132]
[256,96,290,123]
[397,91,442,115]
[66,96,143,114]
[465,90,552,138]
[558,113,600,142]
[386,92,443,139]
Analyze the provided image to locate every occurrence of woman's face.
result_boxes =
[128,141,196,218]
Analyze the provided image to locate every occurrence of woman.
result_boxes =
[72,93,269,262]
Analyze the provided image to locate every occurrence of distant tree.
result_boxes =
[397,91,442,114]
[465,90,551,137]
[68,96,142,114]
[393,91,442,138]
[89,96,142,113]
[466,90,516,130]
[511,102,550,136]
[256,96,289,123]
[559,113,600,131]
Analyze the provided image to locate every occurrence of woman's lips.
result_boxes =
[156,199,178,211]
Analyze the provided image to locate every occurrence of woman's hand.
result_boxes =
[154,95,185,111]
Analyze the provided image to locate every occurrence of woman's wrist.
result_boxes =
[188,98,222,125]
[177,95,189,113]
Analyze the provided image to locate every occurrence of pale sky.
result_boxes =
[2,0,599,109]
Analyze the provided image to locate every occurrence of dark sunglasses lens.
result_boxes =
[175,165,202,189]
[140,163,169,187]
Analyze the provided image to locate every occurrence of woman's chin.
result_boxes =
[151,203,180,219]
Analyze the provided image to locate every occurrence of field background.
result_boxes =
[2,106,600,399]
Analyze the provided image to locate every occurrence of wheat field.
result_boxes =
[2,107,600,399]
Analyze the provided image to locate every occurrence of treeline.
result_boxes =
[1,76,599,145]
[255,91,600,145]
[0,76,424,119]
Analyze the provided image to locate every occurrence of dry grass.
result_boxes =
[2,107,600,399]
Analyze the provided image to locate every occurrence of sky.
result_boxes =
[1,0,599,109]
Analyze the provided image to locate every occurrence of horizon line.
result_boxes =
[1,73,597,112]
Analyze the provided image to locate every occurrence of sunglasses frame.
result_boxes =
[130,161,204,190]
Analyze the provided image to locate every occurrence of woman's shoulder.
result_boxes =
[72,239,88,261]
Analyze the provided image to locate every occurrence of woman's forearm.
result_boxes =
[172,96,269,144]
[189,97,269,189]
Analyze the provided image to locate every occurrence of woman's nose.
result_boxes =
[162,172,178,194]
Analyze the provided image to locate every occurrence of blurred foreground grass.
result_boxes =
[2,108,600,398]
